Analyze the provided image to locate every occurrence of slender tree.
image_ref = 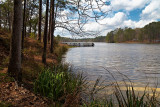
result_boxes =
[22,0,26,50]
[7,0,11,32]
[0,4,1,29]
[50,0,55,53]
[8,0,22,81]
[38,0,42,42]
[42,0,49,64]
[48,2,52,43]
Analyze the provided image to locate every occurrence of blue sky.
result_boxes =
[128,9,142,21]
[55,0,160,37]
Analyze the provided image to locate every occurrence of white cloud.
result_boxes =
[84,12,126,31]
[82,0,160,36]
[141,0,160,20]
[55,0,160,37]
[82,12,158,36]
[111,0,150,11]
[123,19,156,28]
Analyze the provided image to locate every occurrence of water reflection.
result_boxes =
[63,43,160,87]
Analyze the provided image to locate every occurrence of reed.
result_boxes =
[34,64,86,104]
[34,64,160,106]
[82,67,160,107]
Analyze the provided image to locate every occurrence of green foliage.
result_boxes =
[114,86,147,107]
[56,35,61,42]
[34,64,85,102]
[83,85,160,107]
[106,31,114,43]
[106,21,160,43]
[55,35,105,42]
[93,36,106,42]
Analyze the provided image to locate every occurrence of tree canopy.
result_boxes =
[106,21,160,43]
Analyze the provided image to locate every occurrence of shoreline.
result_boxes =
[106,41,160,44]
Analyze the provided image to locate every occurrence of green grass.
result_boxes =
[34,64,86,105]
[82,67,160,107]
[33,64,160,106]
[83,86,160,107]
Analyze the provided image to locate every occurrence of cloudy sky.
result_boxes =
[55,0,160,38]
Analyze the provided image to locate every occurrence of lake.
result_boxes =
[63,43,160,88]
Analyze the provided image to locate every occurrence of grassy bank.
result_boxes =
[0,29,70,83]
[0,29,70,106]
[33,64,160,106]
[1,29,160,106]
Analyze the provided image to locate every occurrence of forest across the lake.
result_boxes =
[56,21,160,43]
[106,21,160,43]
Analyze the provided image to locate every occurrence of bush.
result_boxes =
[54,45,68,62]
[34,64,85,103]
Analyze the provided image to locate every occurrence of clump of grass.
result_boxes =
[82,67,160,107]
[34,64,86,105]
[83,83,160,107]
[114,85,147,107]
[109,68,160,107]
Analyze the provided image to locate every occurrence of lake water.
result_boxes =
[63,43,160,88]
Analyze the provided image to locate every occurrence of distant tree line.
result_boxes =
[106,21,160,43]
[57,35,106,42]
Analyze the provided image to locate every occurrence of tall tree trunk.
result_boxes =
[48,5,52,44]
[38,0,42,42]
[22,0,26,51]
[8,12,11,32]
[50,0,55,53]
[28,1,33,35]
[8,0,22,82]
[0,7,1,29]
[7,0,11,32]
[42,0,49,64]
